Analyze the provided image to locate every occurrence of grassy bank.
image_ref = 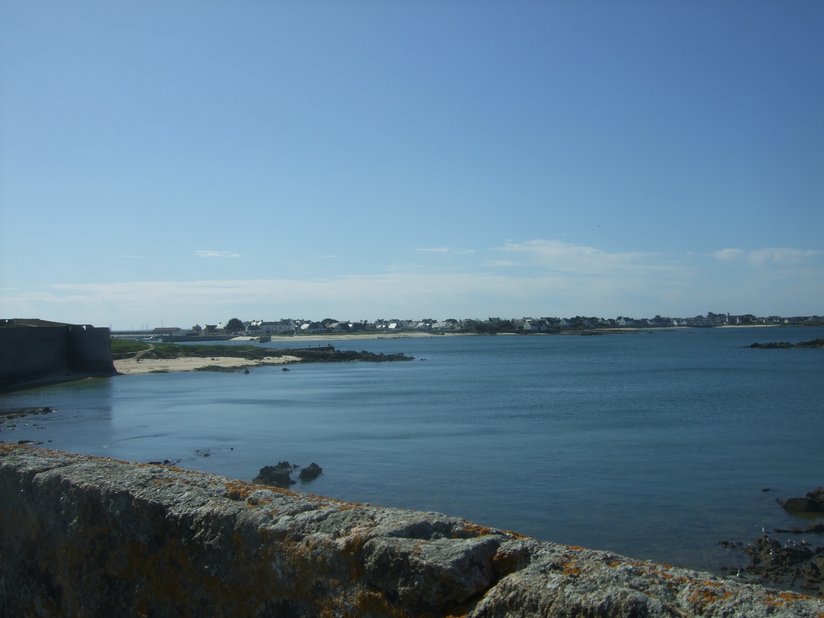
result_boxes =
[111,339,273,361]
[111,339,413,364]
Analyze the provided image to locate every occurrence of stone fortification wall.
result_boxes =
[0,325,68,385]
[1,445,822,617]
[65,324,114,374]
[0,321,114,389]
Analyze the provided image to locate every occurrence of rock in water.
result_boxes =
[780,487,824,515]
[298,462,322,482]
[253,461,295,487]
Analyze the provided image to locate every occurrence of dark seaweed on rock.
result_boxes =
[141,343,413,363]
[290,347,413,362]
[749,338,824,349]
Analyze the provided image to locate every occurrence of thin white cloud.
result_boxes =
[495,240,668,275]
[38,274,565,318]
[711,248,745,260]
[196,250,242,258]
[486,259,521,268]
[416,247,476,256]
[3,239,822,327]
[3,261,685,325]
[748,248,820,266]
[710,247,820,267]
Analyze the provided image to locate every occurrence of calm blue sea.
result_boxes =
[2,327,823,574]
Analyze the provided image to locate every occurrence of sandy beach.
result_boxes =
[114,355,302,375]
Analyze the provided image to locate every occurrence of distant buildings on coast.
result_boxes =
[120,312,824,339]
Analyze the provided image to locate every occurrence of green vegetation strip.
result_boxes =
[111,339,272,360]
[110,339,151,358]
[111,339,414,363]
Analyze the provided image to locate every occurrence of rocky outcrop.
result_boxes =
[253,461,296,488]
[252,462,323,488]
[721,535,824,595]
[298,462,323,482]
[781,487,824,515]
[749,338,824,349]
[286,346,414,363]
[1,444,822,617]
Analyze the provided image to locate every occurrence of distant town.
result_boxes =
[118,312,824,340]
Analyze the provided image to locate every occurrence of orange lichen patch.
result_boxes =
[224,479,299,501]
[345,545,368,581]
[224,480,255,501]
[320,499,363,513]
[764,590,816,608]
[350,589,403,617]
[458,522,495,537]
[503,529,528,539]
[700,579,725,588]
[151,476,174,487]
[250,481,298,496]
[340,530,369,553]
[685,581,734,611]
[649,566,692,593]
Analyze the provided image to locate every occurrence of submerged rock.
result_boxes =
[0,406,56,420]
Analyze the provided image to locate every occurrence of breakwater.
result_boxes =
[1,445,821,617]
[0,319,115,391]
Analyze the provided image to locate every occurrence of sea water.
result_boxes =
[2,326,823,573]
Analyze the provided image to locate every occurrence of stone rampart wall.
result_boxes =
[66,324,114,373]
[0,322,114,389]
[1,445,822,617]
[0,326,68,385]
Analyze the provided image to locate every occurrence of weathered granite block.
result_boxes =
[1,444,822,617]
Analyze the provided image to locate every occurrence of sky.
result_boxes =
[1,1,823,329]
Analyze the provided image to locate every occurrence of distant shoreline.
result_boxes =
[226,324,793,344]
[229,332,462,342]
[716,324,779,328]
[145,324,791,345]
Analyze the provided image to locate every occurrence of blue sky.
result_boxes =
[1,2,822,329]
